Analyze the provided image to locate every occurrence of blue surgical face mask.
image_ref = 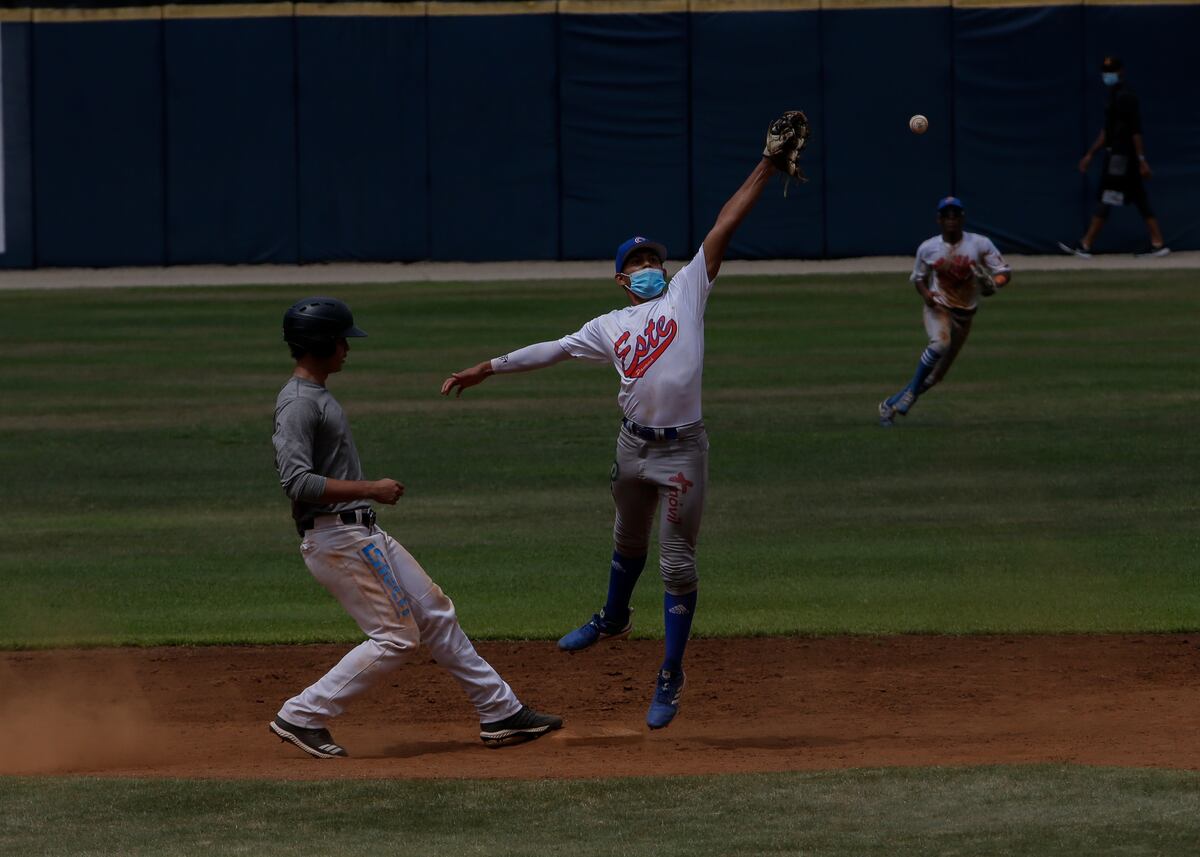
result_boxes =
[1102,72,1120,86]
[626,268,667,299]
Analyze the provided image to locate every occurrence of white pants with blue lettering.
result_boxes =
[278,523,521,729]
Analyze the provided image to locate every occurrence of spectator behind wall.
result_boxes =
[1058,56,1170,259]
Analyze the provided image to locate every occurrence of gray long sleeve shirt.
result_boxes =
[272,376,366,525]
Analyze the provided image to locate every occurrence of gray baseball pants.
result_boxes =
[611,421,709,595]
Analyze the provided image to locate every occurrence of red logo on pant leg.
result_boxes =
[667,472,693,523]
[669,472,693,494]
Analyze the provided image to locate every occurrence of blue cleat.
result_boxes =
[878,399,896,427]
[894,389,917,416]
[646,668,686,730]
[557,609,633,652]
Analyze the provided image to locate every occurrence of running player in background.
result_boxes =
[878,197,1012,427]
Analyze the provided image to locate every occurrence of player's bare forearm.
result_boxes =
[702,159,777,282]
[1132,133,1151,177]
[440,360,494,398]
[320,478,405,505]
[1080,131,1106,170]
[914,279,936,307]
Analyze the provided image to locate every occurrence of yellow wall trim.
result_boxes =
[691,0,819,11]
[559,0,687,12]
[427,1,556,15]
[32,7,162,22]
[163,3,295,20]
[296,2,427,15]
[823,0,947,8]
[1,0,1196,25]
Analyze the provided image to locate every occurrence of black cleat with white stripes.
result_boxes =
[269,716,349,759]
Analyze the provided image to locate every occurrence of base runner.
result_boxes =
[269,297,561,757]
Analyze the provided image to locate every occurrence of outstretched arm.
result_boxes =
[441,340,571,397]
[702,158,778,282]
[440,359,494,397]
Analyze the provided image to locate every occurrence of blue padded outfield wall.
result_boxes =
[1,1,1199,269]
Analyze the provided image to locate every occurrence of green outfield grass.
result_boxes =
[1,270,1197,647]
[2,767,1197,857]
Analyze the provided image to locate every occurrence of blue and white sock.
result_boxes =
[661,590,698,674]
[601,552,645,629]
[904,347,942,398]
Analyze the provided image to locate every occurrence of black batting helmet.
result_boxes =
[282,296,367,350]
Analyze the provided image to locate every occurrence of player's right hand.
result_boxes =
[440,362,492,397]
[370,479,405,504]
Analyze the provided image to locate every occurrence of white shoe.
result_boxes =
[1057,241,1093,259]
[878,400,896,427]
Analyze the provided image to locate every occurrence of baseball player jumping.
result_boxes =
[440,112,810,730]
[269,297,562,758]
[878,196,1013,427]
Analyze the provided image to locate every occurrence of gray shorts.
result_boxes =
[610,420,709,594]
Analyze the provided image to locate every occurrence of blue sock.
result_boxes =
[904,347,941,397]
[661,590,698,674]
[601,552,645,628]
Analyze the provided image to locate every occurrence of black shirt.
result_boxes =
[1104,83,1142,155]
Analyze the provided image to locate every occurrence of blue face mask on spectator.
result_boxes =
[1102,72,1120,86]
[626,268,667,299]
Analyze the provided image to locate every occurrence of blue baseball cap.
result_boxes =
[937,196,964,212]
[614,236,668,273]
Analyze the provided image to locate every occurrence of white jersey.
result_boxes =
[558,245,713,428]
[911,231,1011,312]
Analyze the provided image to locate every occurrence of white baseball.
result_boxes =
[909,114,929,135]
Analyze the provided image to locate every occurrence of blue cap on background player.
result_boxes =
[937,196,964,212]
[615,236,669,273]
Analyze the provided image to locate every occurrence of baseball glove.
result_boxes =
[763,110,811,187]
[971,262,1000,297]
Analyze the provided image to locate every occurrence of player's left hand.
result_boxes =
[971,262,1003,296]
[1139,158,1152,179]
[763,110,811,183]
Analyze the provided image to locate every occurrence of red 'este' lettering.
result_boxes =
[613,316,677,378]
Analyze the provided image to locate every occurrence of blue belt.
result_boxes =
[622,418,679,441]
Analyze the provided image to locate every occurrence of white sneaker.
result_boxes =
[1057,241,1093,259]
[1133,244,1170,258]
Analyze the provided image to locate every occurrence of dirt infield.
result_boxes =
[3,636,1197,780]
